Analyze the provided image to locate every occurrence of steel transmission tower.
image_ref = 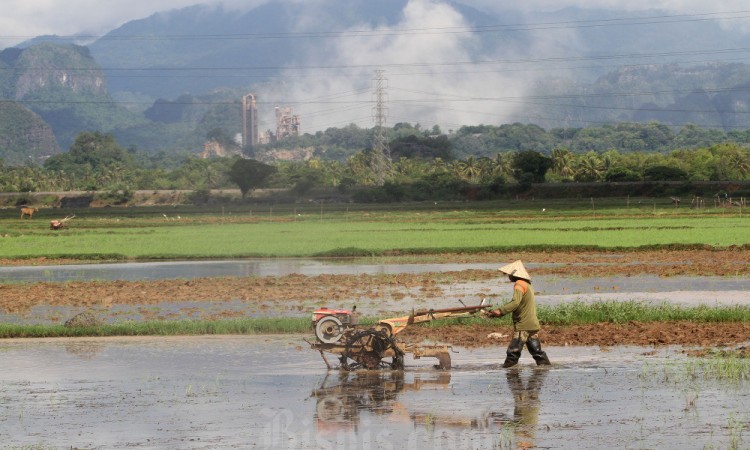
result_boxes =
[372,70,390,185]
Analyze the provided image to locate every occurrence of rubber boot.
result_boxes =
[526,338,551,365]
[503,338,523,368]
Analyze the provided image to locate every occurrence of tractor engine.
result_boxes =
[312,307,357,344]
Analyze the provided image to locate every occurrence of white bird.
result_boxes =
[542,208,546,212]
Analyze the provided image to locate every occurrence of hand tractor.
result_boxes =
[50,215,75,230]
[307,300,490,370]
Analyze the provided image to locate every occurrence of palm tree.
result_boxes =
[575,152,605,182]
[551,148,575,178]
[727,148,750,179]
[458,156,482,182]
[477,156,497,181]
[347,152,377,186]
[392,157,427,182]
[321,160,345,186]
[427,157,449,175]
[447,160,461,179]
[493,152,514,179]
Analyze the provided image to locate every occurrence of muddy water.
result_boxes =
[1,335,749,449]
[3,275,748,325]
[1,259,748,325]
[0,259,505,283]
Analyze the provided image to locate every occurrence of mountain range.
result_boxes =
[3,1,750,165]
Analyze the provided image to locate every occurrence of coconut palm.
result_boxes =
[493,152,515,179]
[347,151,377,186]
[458,156,482,182]
[551,148,575,178]
[727,148,750,179]
[574,152,605,182]
[321,160,345,186]
[427,157,449,175]
[476,156,497,181]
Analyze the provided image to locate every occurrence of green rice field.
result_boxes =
[0,198,748,259]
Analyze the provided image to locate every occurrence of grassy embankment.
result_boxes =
[1,301,749,338]
[1,198,748,338]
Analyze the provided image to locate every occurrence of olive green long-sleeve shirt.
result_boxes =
[499,279,540,331]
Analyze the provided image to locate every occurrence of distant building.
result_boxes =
[242,95,301,145]
[275,106,300,140]
[200,139,241,158]
[242,93,259,147]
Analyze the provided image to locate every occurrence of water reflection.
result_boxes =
[312,370,476,435]
[64,341,106,360]
[494,368,548,447]
[310,368,549,440]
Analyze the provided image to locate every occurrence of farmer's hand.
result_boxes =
[485,309,504,318]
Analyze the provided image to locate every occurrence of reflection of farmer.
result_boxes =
[487,260,551,368]
[506,368,547,444]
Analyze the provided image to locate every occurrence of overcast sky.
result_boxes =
[2,0,750,49]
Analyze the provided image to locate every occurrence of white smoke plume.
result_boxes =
[259,0,538,134]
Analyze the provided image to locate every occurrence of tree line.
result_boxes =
[0,125,749,203]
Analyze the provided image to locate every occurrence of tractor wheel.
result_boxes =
[341,329,404,371]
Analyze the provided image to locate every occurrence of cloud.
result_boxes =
[470,0,750,12]
[259,0,536,134]
[2,0,749,50]
[241,0,750,134]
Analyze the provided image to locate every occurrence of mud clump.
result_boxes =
[64,310,103,328]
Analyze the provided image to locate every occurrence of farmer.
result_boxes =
[487,260,551,368]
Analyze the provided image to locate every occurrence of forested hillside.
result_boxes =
[0,102,60,164]
[0,43,146,153]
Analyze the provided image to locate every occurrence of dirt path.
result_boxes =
[399,321,750,349]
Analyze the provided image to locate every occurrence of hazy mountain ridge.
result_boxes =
[0,102,60,164]
[89,0,509,98]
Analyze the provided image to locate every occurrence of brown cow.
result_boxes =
[20,207,38,219]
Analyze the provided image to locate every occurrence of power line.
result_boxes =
[5,46,750,73]
[11,81,750,115]
[4,9,750,42]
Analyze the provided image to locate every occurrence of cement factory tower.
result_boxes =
[242,93,259,147]
[275,106,301,140]
[372,70,390,185]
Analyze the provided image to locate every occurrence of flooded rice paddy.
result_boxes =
[2,335,749,449]
[1,259,749,325]
[3,273,749,325]
[2,257,750,448]
[0,259,505,283]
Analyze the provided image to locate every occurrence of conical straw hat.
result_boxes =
[498,260,531,281]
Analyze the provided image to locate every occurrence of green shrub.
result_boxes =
[644,165,689,181]
[187,188,211,205]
